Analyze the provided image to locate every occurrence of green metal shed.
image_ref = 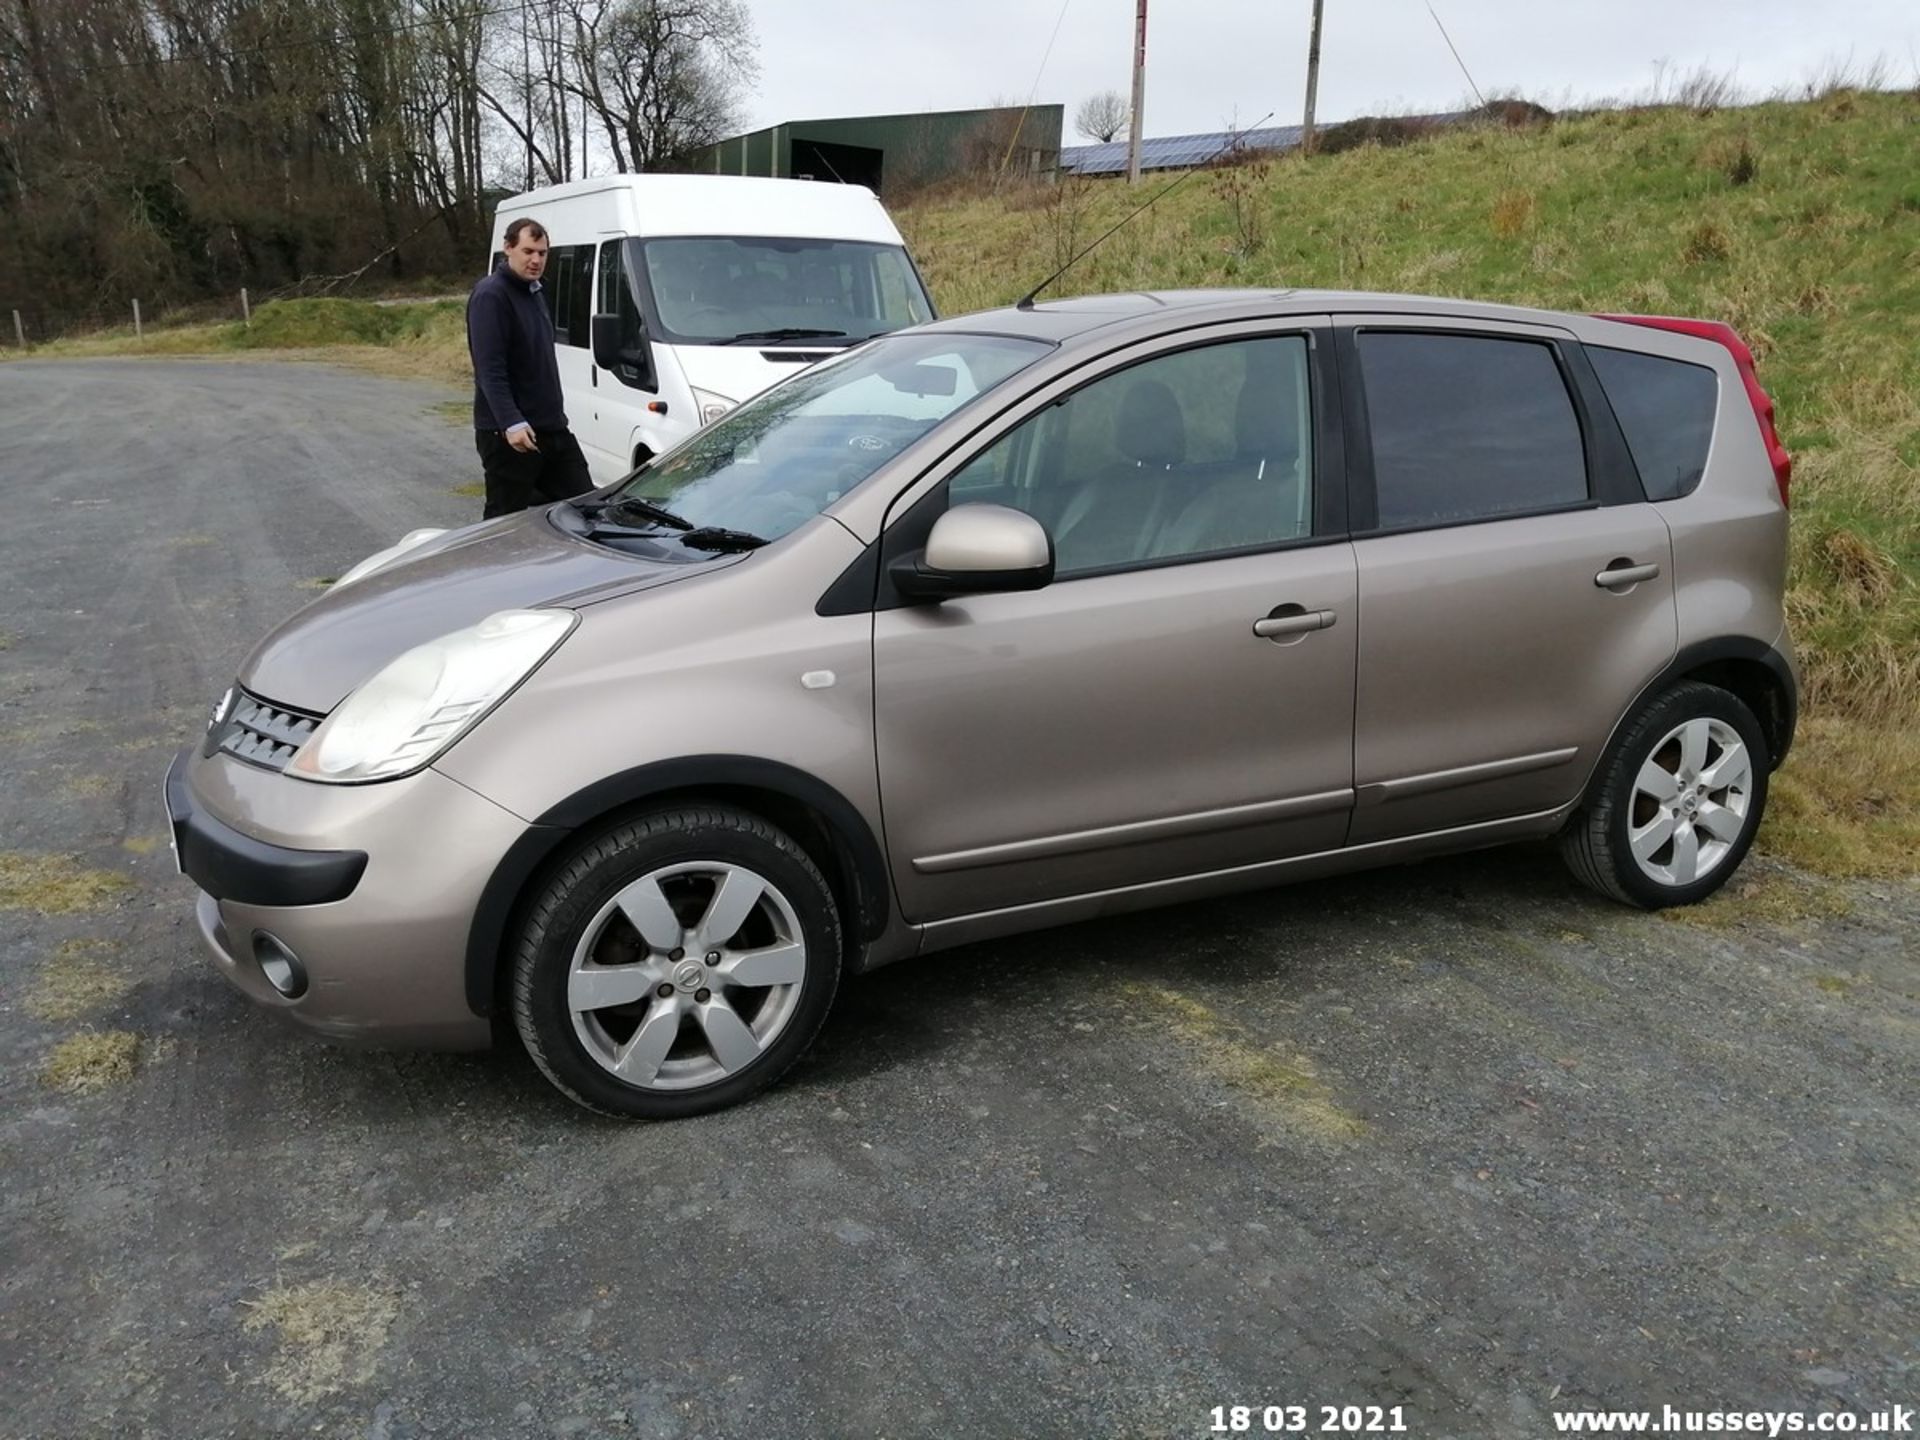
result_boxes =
[688,105,1064,196]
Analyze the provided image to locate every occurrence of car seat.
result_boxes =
[1150,364,1305,558]
[1049,377,1188,572]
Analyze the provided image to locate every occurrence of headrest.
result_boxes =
[1116,378,1187,468]
[1235,369,1302,467]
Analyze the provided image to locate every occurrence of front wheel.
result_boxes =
[1562,681,1769,909]
[511,806,843,1118]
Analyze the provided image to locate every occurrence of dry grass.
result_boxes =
[0,852,136,914]
[1119,981,1365,1142]
[1490,189,1536,237]
[241,1281,401,1403]
[42,1030,142,1092]
[26,939,132,1021]
[1660,860,1853,930]
[1764,718,1920,880]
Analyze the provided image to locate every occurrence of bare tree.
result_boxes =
[562,0,755,173]
[1074,90,1128,143]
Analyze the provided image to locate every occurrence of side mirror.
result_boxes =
[890,504,1054,602]
[591,312,656,390]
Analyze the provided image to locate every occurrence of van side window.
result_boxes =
[1356,332,1587,530]
[1588,345,1718,501]
[540,245,595,348]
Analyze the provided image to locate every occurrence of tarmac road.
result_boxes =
[1,359,1916,1439]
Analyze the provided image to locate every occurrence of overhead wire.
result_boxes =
[999,0,1075,177]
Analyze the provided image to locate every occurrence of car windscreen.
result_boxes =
[611,334,1050,542]
[638,236,935,345]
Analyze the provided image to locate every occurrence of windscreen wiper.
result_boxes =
[678,527,768,552]
[719,328,849,346]
[605,494,693,530]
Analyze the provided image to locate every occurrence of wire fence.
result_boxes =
[5,292,257,347]
[6,276,474,349]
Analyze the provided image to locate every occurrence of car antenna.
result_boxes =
[1016,112,1276,312]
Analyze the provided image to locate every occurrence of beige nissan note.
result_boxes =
[167,290,1798,1118]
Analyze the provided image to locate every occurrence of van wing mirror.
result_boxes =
[591,313,657,391]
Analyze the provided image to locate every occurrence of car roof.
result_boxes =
[919,288,1582,345]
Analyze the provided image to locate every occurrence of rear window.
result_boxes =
[1357,332,1588,530]
[1588,346,1718,501]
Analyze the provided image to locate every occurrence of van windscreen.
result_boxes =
[637,237,934,345]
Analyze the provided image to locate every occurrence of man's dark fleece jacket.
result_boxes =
[467,263,569,433]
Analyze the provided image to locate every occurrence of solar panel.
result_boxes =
[1060,114,1466,176]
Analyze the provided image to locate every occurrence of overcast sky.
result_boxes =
[742,0,1918,140]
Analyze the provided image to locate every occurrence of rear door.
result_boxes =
[1337,317,1678,844]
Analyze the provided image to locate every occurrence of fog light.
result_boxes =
[252,932,309,999]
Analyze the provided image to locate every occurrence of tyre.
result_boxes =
[1562,680,1769,909]
[511,805,843,1119]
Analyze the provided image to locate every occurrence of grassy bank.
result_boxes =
[10,296,472,388]
[12,92,1916,877]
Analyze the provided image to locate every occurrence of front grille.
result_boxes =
[212,690,322,772]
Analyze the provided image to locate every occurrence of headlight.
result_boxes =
[288,609,575,784]
[333,528,449,590]
[207,686,236,734]
[690,388,736,426]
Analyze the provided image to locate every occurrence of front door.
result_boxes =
[872,326,1359,923]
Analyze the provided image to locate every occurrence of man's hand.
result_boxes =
[505,424,540,454]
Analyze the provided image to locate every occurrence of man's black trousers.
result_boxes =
[475,428,595,518]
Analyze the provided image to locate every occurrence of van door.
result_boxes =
[575,238,660,482]
[539,243,601,470]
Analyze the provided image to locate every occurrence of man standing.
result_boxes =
[467,217,595,518]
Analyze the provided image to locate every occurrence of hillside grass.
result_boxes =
[897,89,1920,879]
[9,92,1915,877]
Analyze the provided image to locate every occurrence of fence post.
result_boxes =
[132,298,143,340]
[240,288,251,325]
[11,310,22,349]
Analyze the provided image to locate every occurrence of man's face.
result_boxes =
[505,231,548,282]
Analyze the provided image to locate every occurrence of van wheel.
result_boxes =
[1562,681,1768,909]
[511,806,842,1119]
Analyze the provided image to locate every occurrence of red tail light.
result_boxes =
[1595,313,1792,507]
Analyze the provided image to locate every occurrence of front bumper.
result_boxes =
[165,745,529,1049]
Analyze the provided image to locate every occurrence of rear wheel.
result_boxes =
[511,806,842,1118]
[1562,681,1768,909]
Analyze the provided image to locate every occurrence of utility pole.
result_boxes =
[1302,0,1325,156]
[1126,0,1148,184]
[521,5,534,190]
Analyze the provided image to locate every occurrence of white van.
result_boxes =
[487,175,938,484]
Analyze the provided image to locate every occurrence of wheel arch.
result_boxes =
[1580,636,1798,814]
[465,757,892,1018]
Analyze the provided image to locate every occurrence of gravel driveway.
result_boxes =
[1,359,1915,1440]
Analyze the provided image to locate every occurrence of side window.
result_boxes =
[1588,345,1718,501]
[542,246,594,348]
[946,335,1316,578]
[565,245,593,347]
[1356,332,1587,530]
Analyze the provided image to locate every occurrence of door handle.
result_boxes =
[1595,561,1660,589]
[1253,608,1336,639]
